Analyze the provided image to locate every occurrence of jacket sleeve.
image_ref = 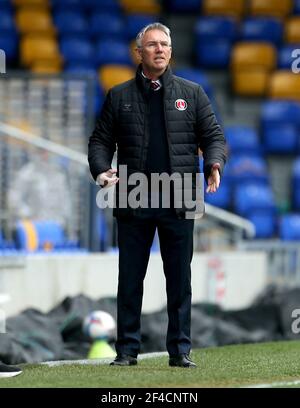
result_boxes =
[195,86,227,184]
[88,90,117,181]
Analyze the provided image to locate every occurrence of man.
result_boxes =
[0,362,22,378]
[88,23,226,368]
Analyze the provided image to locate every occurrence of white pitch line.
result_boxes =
[243,379,300,388]
[40,351,168,367]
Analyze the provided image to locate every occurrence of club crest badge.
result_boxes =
[175,99,187,111]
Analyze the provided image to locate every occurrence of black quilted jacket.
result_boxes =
[88,65,227,218]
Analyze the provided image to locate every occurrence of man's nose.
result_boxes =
[156,43,163,51]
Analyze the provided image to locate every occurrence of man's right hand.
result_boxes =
[96,169,119,188]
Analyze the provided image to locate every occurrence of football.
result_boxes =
[82,310,116,340]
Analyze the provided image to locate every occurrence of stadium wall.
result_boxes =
[0,252,267,317]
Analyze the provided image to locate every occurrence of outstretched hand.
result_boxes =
[97,169,119,188]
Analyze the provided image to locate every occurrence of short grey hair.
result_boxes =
[136,22,171,48]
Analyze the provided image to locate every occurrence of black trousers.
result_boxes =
[115,207,194,357]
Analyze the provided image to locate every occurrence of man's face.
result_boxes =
[137,29,172,75]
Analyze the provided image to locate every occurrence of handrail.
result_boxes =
[204,203,256,238]
[0,121,88,166]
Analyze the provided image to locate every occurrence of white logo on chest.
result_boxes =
[175,99,187,111]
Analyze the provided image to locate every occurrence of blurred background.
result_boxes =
[1,0,300,363]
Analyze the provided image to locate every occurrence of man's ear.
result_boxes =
[136,47,142,61]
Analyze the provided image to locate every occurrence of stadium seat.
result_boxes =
[279,214,300,240]
[54,11,89,37]
[60,37,95,66]
[278,45,300,69]
[205,179,231,209]
[0,0,12,10]
[249,0,293,19]
[16,8,55,35]
[285,17,300,44]
[234,183,276,217]
[20,35,62,67]
[268,70,300,101]
[241,18,283,45]
[90,13,125,40]
[13,0,50,7]
[231,42,277,96]
[126,14,157,40]
[261,100,300,153]
[195,16,237,42]
[196,40,232,68]
[95,40,132,66]
[261,100,300,128]
[31,59,62,73]
[227,155,269,185]
[166,0,201,12]
[99,64,135,92]
[15,220,38,251]
[51,0,86,12]
[84,0,121,13]
[224,126,261,155]
[263,126,298,153]
[248,211,276,238]
[34,220,65,250]
[0,10,17,32]
[231,42,277,71]
[292,158,300,210]
[120,0,161,14]
[0,36,18,60]
[174,68,213,97]
[64,62,97,75]
[202,0,245,19]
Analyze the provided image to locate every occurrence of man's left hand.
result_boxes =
[206,164,220,193]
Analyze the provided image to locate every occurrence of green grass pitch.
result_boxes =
[1,340,300,388]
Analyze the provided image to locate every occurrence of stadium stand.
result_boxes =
[1,0,300,251]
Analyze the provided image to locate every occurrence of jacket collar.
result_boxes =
[136,64,173,96]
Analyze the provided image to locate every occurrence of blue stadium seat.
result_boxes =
[34,221,65,250]
[248,211,276,238]
[205,179,231,209]
[174,68,213,97]
[166,0,202,12]
[261,100,300,128]
[195,40,231,68]
[90,12,125,40]
[85,0,121,13]
[261,101,300,153]
[263,125,298,153]
[292,158,300,210]
[60,37,95,65]
[280,214,300,241]
[195,17,237,42]
[226,155,269,185]
[234,183,276,217]
[96,40,132,66]
[51,0,86,12]
[225,125,261,155]
[0,0,12,10]
[65,62,97,74]
[278,45,300,69]
[241,18,283,45]
[0,10,16,32]
[126,14,157,40]
[54,11,89,37]
[295,0,300,14]
[0,36,18,60]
